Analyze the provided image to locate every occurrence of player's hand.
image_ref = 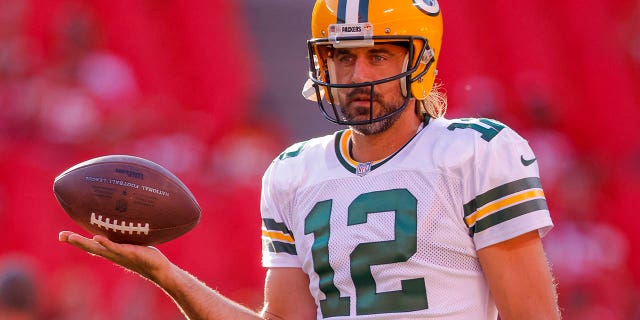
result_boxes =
[58,231,171,282]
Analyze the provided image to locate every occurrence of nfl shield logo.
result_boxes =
[356,162,372,177]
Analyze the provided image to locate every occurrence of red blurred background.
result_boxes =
[0,0,638,319]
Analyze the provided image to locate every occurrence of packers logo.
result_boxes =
[413,0,440,16]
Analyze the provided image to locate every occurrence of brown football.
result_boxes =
[53,155,201,245]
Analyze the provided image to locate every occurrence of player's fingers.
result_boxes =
[58,230,73,242]
[93,235,158,260]
[63,232,110,257]
[92,234,131,254]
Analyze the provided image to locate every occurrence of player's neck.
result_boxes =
[349,110,422,163]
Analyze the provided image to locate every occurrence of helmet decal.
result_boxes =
[413,0,440,16]
[337,0,370,24]
[328,22,374,48]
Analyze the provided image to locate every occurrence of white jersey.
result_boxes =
[260,117,553,320]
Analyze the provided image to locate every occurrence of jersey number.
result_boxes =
[304,189,428,318]
[447,118,505,142]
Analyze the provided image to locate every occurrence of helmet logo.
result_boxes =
[328,22,374,48]
[413,0,440,16]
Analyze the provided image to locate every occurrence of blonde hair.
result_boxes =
[416,82,447,120]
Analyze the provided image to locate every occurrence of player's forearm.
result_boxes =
[152,263,262,320]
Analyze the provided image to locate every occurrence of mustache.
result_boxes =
[345,87,383,105]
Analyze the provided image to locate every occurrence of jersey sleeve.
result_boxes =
[260,151,302,268]
[461,119,553,250]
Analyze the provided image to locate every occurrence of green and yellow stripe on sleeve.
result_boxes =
[262,218,297,255]
[464,177,548,235]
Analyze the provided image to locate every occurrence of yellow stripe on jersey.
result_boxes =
[261,229,295,243]
[338,129,392,167]
[262,218,297,255]
[465,189,545,226]
[340,129,359,166]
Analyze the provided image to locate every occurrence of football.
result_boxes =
[53,155,201,245]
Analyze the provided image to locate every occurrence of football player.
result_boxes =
[60,0,561,319]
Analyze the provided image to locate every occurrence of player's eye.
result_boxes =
[370,55,387,64]
[335,53,355,65]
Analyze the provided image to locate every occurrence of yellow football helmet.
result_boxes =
[304,0,443,125]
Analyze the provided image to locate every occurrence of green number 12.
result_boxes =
[304,189,428,318]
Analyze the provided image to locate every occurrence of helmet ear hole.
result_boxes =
[411,46,437,100]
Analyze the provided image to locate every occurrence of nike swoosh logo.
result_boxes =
[521,155,537,166]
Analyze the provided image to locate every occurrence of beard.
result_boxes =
[339,87,406,136]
